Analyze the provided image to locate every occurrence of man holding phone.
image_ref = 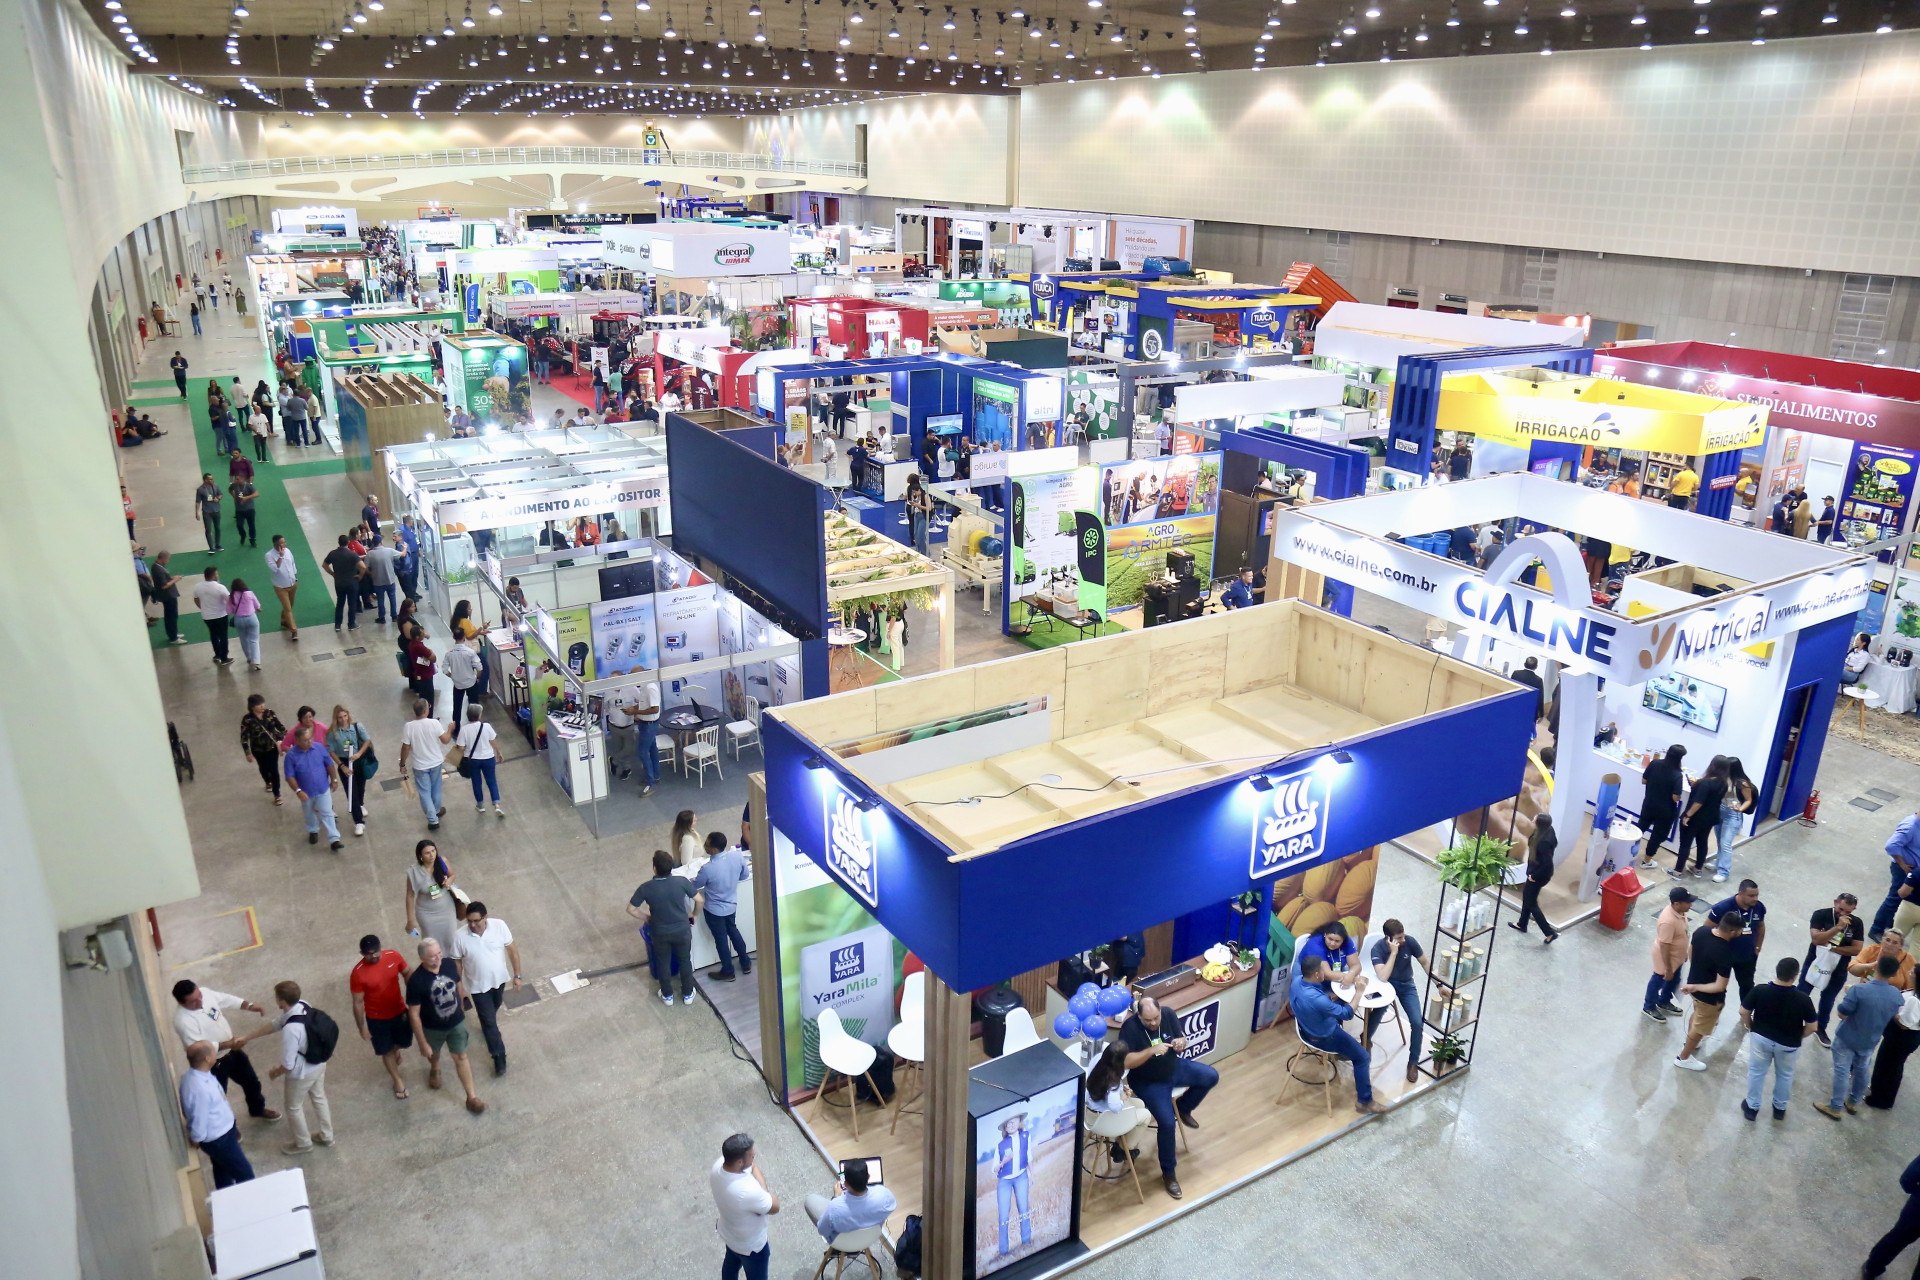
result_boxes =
[1118,996,1219,1200]
[805,1159,896,1243]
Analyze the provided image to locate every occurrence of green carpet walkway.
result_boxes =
[145,377,346,649]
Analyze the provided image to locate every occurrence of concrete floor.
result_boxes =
[132,308,1920,1280]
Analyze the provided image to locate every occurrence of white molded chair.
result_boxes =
[724,696,761,760]
[887,971,926,1135]
[684,725,723,787]
[1000,1007,1042,1054]
[810,1223,885,1280]
[1085,1105,1148,1204]
[812,1007,880,1140]
[1359,932,1408,1057]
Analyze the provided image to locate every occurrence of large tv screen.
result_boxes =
[1641,671,1727,733]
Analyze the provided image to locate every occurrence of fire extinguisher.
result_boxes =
[1800,788,1822,827]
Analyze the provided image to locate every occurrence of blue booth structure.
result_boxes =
[753,600,1535,1274]
[1384,344,1595,483]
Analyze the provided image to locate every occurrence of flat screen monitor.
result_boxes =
[927,413,964,436]
[1641,671,1727,733]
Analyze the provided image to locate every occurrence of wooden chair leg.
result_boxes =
[862,1249,880,1278]
[811,1070,836,1125]
[852,1071,882,1140]
[812,1248,832,1280]
[1121,1144,1144,1205]
[889,1061,921,1135]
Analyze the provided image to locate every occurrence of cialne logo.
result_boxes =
[826,790,878,907]
[1249,765,1334,880]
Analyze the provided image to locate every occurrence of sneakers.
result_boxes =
[427,821,439,830]
[1740,1101,1758,1121]
[660,993,674,1006]
[713,971,738,982]
[1712,873,1729,883]
[329,840,343,852]
[1773,1107,1787,1120]
[1672,1056,1707,1072]
[493,1058,507,1078]
[354,823,365,836]
[639,784,655,797]
[1643,1007,1668,1023]
[1816,1031,1833,1048]
[477,803,487,813]
[308,832,318,845]
[1845,1100,1860,1115]
[1813,1101,1844,1120]
[171,637,190,644]
[1658,1003,1684,1017]
[280,1143,313,1156]
[494,805,507,818]
[1356,1099,1389,1114]
[682,992,696,1005]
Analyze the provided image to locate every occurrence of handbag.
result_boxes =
[356,735,380,780]
[452,723,475,777]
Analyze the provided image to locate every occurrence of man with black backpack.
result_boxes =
[268,979,338,1155]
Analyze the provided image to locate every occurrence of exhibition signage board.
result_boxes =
[1436,373,1768,455]
[762,674,1537,992]
[1595,347,1920,447]
[433,470,666,531]
[1269,509,1872,680]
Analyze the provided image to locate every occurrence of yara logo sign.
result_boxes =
[825,787,878,908]
[1249,765,1334,880]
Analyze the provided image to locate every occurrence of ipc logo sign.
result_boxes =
[1249,764,1333,880]
[825,784,879,908]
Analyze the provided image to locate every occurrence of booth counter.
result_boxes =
[751,599,1535,1272]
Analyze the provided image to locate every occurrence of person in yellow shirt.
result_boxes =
[1667,465,1700,510]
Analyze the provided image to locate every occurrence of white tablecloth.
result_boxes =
[1862,658,1919,715]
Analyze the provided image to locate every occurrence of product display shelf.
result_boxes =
[1417,869,1503,1083]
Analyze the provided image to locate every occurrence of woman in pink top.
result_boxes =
[228,576,265,670]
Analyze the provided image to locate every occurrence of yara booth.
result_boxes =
[745,599,1538,1278]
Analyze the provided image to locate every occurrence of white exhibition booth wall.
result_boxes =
[1271,473,1872,895]
[601,222,795,277]
[1171,365,1349,424]
[1312,301,1586,370]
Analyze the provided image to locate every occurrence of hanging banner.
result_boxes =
[1838,442,1920,545]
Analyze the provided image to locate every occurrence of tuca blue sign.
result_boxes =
[1249,763,1334,881]
[824,782,879,908]
[1249,306,1278,331]
[1031,277,1057,299]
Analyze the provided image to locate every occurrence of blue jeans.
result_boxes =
[1714,809,1742,877]
[1133,1058,1220,1176]
[468,756,500,804]
[720,1244,768,1280]
[1645,969,1683,1012]
[911,509,929,555]
[234,612,260,665]
[1366,977,1424,1064]
[1746,1034,1799,1112]
[198,1124,254,1188]
[1302,1025,1374,1104]
[372,582,397,622]
[301,788,340,842]
[705,909,749,977]
[637,718,660,785]
[1875,859,1910,938]
[1832,1040,1873,1106]
[415,766,444,823]
[995,1170,1031,1255]
[191,312,202,334]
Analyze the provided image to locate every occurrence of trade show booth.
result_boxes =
[1269,473,1872,915]
[752,599,1535,1276]
[272,205,358,239]
[439,331,532,427]
[449,247,562,324]
[336,373,442,497]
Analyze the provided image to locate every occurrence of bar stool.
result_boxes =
[887,972,925,1134]
[1278,1020,1343,1117]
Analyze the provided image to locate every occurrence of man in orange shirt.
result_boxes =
[1644,887,1695,1022]
[349,933,413,1099]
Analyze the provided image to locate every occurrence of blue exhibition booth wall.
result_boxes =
[762,679,1537,992]
[666,413,833,693]
[1219,426,1370,500]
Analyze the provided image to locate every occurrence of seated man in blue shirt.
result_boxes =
[805,1159,897,1243]
[1220,568,1256,611]
[1291,953,1389,1115]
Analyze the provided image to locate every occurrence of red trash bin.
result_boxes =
[1598,867,1647,931]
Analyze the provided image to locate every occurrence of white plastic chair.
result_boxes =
[724,696,761,760]
[1085,1105,1148,1203]
[810,1222,885,1280]
[1000,1006,1042,1054]
[812,1007,880,1140]
[886,971,926,1135]
[684,725,723,787]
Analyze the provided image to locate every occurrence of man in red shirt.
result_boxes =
[349,934,413,1099]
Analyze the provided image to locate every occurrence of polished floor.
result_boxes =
[134,308,1920,1280]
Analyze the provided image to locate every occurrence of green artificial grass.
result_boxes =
[132,378,179,389]
[144,377,343,648]
[1011,615,1125,651]
[130,395,189,408]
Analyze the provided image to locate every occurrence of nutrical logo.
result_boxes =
[1249,763,1334,880]
[713,242,756,267]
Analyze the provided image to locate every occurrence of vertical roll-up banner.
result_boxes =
[1074,509,1107,618]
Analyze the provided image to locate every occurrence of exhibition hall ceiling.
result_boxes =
[92,0,1901,109]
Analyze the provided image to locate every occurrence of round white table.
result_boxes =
[1861,657,1918,715]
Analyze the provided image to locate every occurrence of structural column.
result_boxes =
[920,973,971,1280]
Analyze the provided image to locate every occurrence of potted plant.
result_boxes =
[1437,833,1520,894]
[1428,1031,1468,1076]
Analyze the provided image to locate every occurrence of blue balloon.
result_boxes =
[1076,981,1101,1000]
[1067,992,1097,1019]
[1079,1013,1109,1039]
[1052,1012,1081,1040]
[1096,986,1133,1018]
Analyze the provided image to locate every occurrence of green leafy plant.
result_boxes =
[1429,1031,1468,1068]
[1438,833,1519,894]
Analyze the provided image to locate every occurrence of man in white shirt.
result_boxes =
[170,980,280,1121]
[268,980,335,1155]
[265,533,300,641]
[451,901,523,1077]
[192,565,234,666]
[711,1132,779,1280]
[398,697,452,829]
[633,680,662,796]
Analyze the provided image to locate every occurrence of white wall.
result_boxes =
[21,0,256,296]
[258,111,749,156]
[1016,34,1920,277]
[751,93,1013,204]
